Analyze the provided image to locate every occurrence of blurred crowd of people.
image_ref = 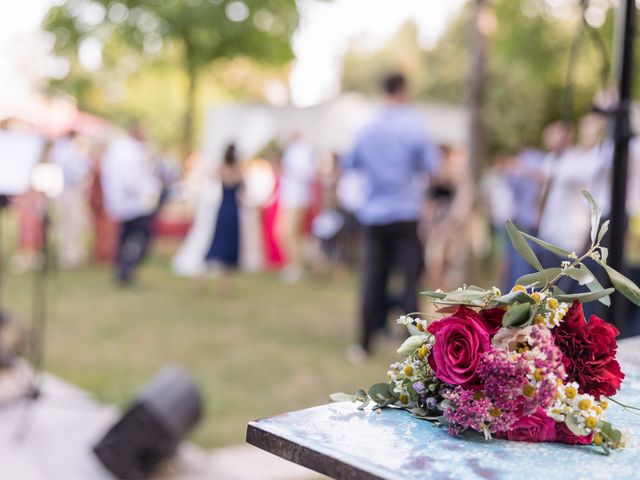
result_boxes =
[3,72,640,357]
[0,119,176,285]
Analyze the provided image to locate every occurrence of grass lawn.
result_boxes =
[3,254,401,449]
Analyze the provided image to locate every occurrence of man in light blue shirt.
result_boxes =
[343,72,440,360]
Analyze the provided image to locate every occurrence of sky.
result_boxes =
[0,0,466,109]
[291,0,466,106]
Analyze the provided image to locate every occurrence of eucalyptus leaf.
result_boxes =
[466,285,487,292]
[552,285,566,295]
[598,420,623,444]
[330,392,358,402]
[445,290,488,302]
[397,335,424,356]
[581,265,611,306]
[505,220,543,272]
[566,266,595,286]
[436,415,449,426]
[555,288,615,303]
[580,189,601,243]
[355,389,368,401]
[600,247,609,263]
[408,407,440,421]
[516,268,562,287]
[520,231,572,258]
[420,290,447,299]
[494,290,535,305]
[502,302,532,327]
[598,219,610,243]
[565,414,588,437]
[368,383,395,402]
[597,261,640,306]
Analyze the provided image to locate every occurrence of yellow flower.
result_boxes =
[593,406,603,415]
[418,345,429,359]
[599,400,609,410]
[533,315,546,325]
[593,433,603,445]
[417,323,424,332]
[585,417,597,429]
[399,393,409,404]
[578,399,592,411]
[489,407,502,417]
[512,285,527,293]
[548,298,559,309]
[531,292,541,303]
[565,386,578,399]
[533,368,545,381]
[403,364,414,376]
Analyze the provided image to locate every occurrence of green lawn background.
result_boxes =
[4,253,399,448]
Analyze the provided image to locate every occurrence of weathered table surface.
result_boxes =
[247,336,640,480]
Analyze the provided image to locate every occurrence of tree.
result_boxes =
[340,0,617,158]
[43,0,299,154]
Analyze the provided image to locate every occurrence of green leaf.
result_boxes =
[566,265,595,286]
[397,335,424,356]
[407,407,440,420]
[555,288,615,303]
[505,220,543,272]
[502,302,532,327]
[330,392,358,402]
[597,261,640,306]
[580,189,601,243]
[552,285,566,295]
[600,247,609,263]
[516,268,562,287]
[598,219,610,243]
[494,290,535,305]
[436,415,449,426]
[598,421,623,444]
[565,414,588,437]
[420,290,447,299]
[368,383,395,402]
[355,389,368,401]
[444,289,488,302]
[581,265,611,306]
[520,231,572,258]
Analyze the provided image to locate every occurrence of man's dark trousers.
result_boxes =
[360,221,423,352]
[116,214,154,284]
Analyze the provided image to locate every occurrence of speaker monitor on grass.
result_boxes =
[93,366,203,480]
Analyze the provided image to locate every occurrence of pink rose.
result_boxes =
[503,407,556,443]
[427,306,491,387]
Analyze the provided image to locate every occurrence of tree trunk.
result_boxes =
[467,0,491,285]
[182,65,198,158]
[468,0,490,180]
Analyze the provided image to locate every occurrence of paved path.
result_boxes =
[0,365,318,479]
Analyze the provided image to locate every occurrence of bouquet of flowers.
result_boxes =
[332,190,640,454]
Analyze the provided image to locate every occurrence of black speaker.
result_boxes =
[93,366,203,479]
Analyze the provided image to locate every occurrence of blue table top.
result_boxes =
[248,337,640,480]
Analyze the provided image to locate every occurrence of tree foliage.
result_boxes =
[340,0,618,155]
[43,0,298,153]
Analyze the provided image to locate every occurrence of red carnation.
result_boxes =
[479,307,505,336]
[554,421,593,445]
[553,301,624,397]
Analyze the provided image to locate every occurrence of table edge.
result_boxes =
[246,421,384,480]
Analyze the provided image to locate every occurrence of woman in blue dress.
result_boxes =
[205,144,243,274]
